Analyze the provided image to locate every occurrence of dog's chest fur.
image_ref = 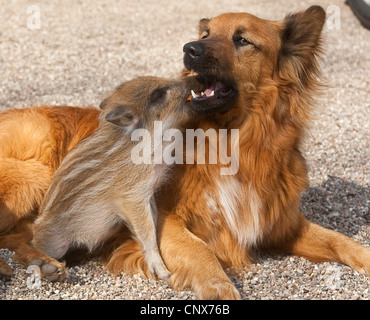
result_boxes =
[205,176,263,248]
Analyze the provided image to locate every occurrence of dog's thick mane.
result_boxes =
[234,7,326,257]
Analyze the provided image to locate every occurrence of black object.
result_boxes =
[346,0,370,30]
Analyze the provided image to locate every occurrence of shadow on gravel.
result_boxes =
[300,175,370,239]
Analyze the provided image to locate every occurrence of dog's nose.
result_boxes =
[183,41,204,59]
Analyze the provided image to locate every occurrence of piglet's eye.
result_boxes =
[150,86,168,104]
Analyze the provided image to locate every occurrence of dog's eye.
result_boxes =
[235,37,253,46]
[233,35,257,49]
[150,86,168,104]
[201,31,209,39]
[239,38,250,45]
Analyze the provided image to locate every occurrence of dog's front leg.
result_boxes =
[284,214,370,275]
[158,214,241,300]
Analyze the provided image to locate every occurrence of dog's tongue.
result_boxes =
[204,82,228,97]
[189,81,230,101]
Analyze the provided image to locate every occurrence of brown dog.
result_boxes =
[32,76,203,281]
[98,6,370,299]
[0,106,100,279]
[1,5,368,300]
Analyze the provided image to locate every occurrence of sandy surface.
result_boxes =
[0,0,369,300]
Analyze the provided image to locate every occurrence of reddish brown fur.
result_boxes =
[0,6,368,300]
[100,7,370,299]
[0,106,100,277]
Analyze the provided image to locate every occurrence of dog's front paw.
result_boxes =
[29,258,67,281]
[196,278,241,300]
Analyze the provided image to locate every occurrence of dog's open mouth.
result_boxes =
[187,70,237,114]
[191,81,233,100]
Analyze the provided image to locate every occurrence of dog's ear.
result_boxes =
[105,105,139,129]
[198,18,210,36]
[278,5,326,85]
[179,18,210,78]
[180,18,210,78]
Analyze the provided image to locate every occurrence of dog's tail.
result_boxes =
[101,226,152,279]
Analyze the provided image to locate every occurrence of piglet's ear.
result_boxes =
[105,105,138,128]
[99,97,109,110]
[278,6,326,86]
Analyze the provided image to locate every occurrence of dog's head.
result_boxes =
[183,6,326,125]
[99,76,203,133]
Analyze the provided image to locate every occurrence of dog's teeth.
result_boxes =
[191,90,197,98]
[191,69,194,76]
[210,91,215,96]
[201,92,204,96]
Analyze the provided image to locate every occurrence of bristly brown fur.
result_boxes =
[0,6,369,299]
[32,77,203,281]
[101,6,370,299]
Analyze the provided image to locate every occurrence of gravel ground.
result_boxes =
[0,0,369,300]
